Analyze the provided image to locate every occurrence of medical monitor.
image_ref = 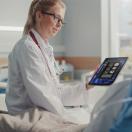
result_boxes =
[89,57,128,85]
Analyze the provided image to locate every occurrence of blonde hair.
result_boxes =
[23,0,65,35]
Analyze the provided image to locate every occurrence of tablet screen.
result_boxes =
[89,57,128,85]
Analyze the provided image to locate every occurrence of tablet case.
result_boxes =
[89,57,128,85]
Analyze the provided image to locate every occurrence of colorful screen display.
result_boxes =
[89,57,128,85]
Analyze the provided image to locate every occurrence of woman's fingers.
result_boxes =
[85,83,94,90]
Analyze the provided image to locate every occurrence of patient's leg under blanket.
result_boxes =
[0,108,87,132]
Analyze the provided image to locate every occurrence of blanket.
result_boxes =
[0,108,87,132]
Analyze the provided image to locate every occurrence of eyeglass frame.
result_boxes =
[41,11,65,25]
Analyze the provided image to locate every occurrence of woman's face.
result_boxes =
[36,3,65,40]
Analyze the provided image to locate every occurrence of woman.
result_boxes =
[4,0,132,131]
[5,0,89,124]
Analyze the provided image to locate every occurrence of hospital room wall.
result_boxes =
[0,0,30,57]
[62,0,101,70]
[0,0,64,58]
[0,0,103,69]
[63,0,101,57]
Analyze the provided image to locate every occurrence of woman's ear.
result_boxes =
[36,11,42,22]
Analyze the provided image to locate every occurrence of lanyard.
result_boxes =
[29,31,52,75]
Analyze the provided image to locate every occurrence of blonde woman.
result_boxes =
[5,0,89,125]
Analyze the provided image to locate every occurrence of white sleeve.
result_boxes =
[60,81,87,107]
[17,42,65,116]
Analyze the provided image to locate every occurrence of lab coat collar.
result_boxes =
[30,29,58,84]
[30,28,50,50]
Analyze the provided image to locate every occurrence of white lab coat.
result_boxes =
[6,29,90,124]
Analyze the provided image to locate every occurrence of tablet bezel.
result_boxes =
[88,57,128,85]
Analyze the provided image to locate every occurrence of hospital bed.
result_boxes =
[0,66,108,131]
[0,82,7,111]
[0,69,107,112]
[0,64,130,132]
[0,63,8,111]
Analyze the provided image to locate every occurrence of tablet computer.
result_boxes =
[89,57,128,85]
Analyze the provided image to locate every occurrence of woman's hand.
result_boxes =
[85,83,94,90]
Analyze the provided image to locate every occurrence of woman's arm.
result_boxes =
[17,41,65,116]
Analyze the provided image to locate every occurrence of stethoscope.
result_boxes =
[54,58,64,75]
[29,30,63,76]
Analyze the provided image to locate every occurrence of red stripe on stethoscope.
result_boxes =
[29,31,52,75]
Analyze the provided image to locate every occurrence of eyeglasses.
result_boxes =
[42,12,65,25]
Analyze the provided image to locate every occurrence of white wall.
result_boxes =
[0,0,104,58]
[0,0,31,26]
[101,0,120,60]
[0,0,31,57]
[101,0,110,61]
[64,0,101,57]
[0,0,64,57]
